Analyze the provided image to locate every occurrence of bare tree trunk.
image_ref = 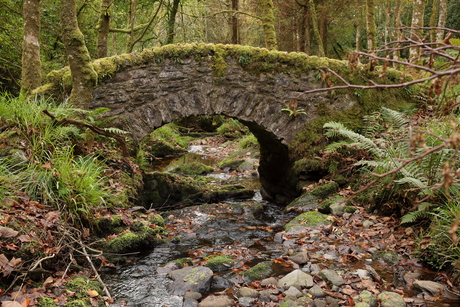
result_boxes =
[126,0,138,52]
[355,5,363,52]
[166,0,181,44]
[61,0,97,109]
[21,0,41,96]
[97,0,112,58]
[231,0,239,44]
[259,0,278,50]
[410,0,427,61]
[392,0,402,68]
[366,0,376,52]
[299,3,310,53]
[429,0,439,42]
[436,0,448,41]
[309,0,324,56]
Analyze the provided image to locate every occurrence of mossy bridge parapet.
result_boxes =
[37,43,412,202]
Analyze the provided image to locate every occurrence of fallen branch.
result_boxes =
[42,109,129,157]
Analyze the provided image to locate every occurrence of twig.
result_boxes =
[78,240,113,301]
[42,109,129,157]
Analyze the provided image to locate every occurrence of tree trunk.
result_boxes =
[61,0,97,109]
[21,0,41,96]
[436,0,448,41]
[231,0,239,44]
[366,0,376,52]
[429,0,439,42]
[97,0,112,58]
[393,0,402,68]
[355,4,364,52]
[126,0,138,52]
[309,0,324,56]
[299,4,310,53]
[166,0,181,44]
[410,0,427,62]
[259,0,278,50]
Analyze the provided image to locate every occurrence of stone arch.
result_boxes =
[89,51,342,201]
[35,44,411,201]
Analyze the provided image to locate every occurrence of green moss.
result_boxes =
[171,162,214,175]
[37,297,58,307]
[148,213,164,226]
[217,158,245,170]
[205,255,235,272]
[172,257,193,268]
[310,182,339,199]
[344,206,358,214]
[285,211,332,231]
[103,221,167,254]
[64,300,90,307]
[241,261,273,281]
[94,215,124,236]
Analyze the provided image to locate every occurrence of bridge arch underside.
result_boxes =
[90,58,334,202]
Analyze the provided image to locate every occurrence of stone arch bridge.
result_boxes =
[40,44,409,202]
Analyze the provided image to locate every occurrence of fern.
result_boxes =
[103,127,129,135]
[324,121,384,157]
[381,107,408,130]
[401,202,437,224]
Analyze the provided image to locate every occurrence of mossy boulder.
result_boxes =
[310,182,339,199]
[284,193,320,213]
[217,158,245,170]
[143,139,187,157]
[170,162,214,175]
[285,211,332,231]
[37,297,58,307]
[205,255,235,272]
[317,196,347,214]
[103,221,167,255]
[94,215,124,236]
[241,261,273,282]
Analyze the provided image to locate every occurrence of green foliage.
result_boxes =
[323,107,459,207]
[216,118,249,138]
[415,200,460,269]
[0,95,115,224]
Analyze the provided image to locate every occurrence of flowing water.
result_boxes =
[102,145,459,307]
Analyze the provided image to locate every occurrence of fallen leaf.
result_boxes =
[87,289,99,298]
[1,301,23,307]
[0,226,19,238]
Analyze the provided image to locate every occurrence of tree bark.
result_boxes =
[231,0,239,44]
[309,0,324,57]
[366,0,376,52]
[259,0,278,50]
[61,0,97,109]
[21,0,41,96]
[97,0,112,58]
[126,0,138,52]
[410,0,427,62]
[166,0,181,44]
[299,3,310,53]
[436,0,448,41]
[429,0,439,42]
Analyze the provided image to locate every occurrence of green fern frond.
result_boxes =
[324,122,384,157]
[362,111,382,137]
[381,107,408,129]
[401,210,432,224]
[103,127,129,135]
[394,176,428,188]
[324,140,352,153]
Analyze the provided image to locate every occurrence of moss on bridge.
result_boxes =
[33,43,411,99]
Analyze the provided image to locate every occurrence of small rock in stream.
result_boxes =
[197,295,235,307]
[377,291,406,307]
[308,284,326,297]
[319,269,345,286]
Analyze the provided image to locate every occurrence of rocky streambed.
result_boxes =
[103,138,460,307]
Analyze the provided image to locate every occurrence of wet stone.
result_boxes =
[403,271,421,285]
[313,298,327,307]
[197,295,235,307]
[283,286,302,298]
[319,269,345,286]
[168,266,214,295]
[238,287,258,297]
[278,269,314,290]
[308,284,325,297]
[353,290,378,307]
[260,277,278,285]
[259,290,278,302]
[238,296,256,307]
[377,291,406,307]
[288,251,309,264]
